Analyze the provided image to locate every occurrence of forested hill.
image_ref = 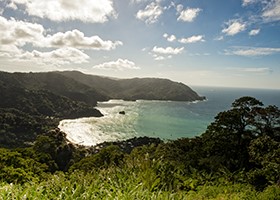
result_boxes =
[57,71,205,101]
[0,70,204,104]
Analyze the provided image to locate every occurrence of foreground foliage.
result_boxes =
[0,170,279,199]
[0,96,279,198]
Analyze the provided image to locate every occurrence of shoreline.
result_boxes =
[58,99,208,147]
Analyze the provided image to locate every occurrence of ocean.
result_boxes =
[58,86,280,146]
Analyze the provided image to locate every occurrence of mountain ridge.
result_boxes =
[55,70,205,102]
[0,70,205,103]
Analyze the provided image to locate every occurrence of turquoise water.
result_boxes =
[135,86,280,140]
[59,87,280,146]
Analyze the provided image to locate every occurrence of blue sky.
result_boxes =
[0,0,280,89]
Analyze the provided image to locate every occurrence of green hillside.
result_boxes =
[57,70,205,101]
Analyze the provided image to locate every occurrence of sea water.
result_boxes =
[58,87,280,146]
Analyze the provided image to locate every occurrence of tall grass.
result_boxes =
[1,167,279,200]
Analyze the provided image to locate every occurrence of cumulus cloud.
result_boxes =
[249,29,260,36]
[13,47,90,66]
[151,46,183,61]
[178,35,205,44]
[163,33,176,42]
[0,16,44,47]
[0,16,122,51]
[8,0,116,23]
[92,59,140,71]
[222,19,246,36]
[46,29,123,50]
[225,46,280,57]
[136,2,163,24]
[0,16,122,66]
[177,6,201,22]
[152,46,184,55]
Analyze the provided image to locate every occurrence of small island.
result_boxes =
[119,111,125,115]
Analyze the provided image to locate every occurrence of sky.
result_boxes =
[0,0,280,89]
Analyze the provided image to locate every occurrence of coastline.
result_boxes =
[58,98,208,147]
[57,87,280,148]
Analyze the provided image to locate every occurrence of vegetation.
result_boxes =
[0,70,205,102]
[0,81,102,118]
[0,96,279,198]
[59,70,205,101]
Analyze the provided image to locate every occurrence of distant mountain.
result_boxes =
[0,70,204,104]
[57,71,205,101]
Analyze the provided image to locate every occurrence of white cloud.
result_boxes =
[153,55,166,60]
[179,35,205,43]
[242,0,257,6]
[130,0,149,4]
[188,53,210,56]
[152,54,172,61]
[0,16,122,52]
[0,16,122,67]
[228,67,272,73]
[136,2,163,24]
[262,0,280,21]
[249,29,260,36]
[0,16,44,47]
[46,29,123,50]
[241,67,271,73]
[163,33,176,42]
[176,4,184,13]
[214,36,224,41]
[222,19,246,36]
[9,0,116,23]
[152,46,184,55]
[242,0,280,22]
[92,59,140,71]
[151,45,183,61]
[14,47,90,66]
[225,47,280,57]
[177,7,201,22]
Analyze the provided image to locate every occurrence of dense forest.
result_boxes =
[0,95,279,199]
[0,71,205,103]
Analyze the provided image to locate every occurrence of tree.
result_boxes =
[201,97,266,171]
[248,135,280,189]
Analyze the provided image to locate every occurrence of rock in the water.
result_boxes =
[119,111,125,115]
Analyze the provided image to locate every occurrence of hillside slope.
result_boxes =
[57,71,205,101]
[0,71,109,106]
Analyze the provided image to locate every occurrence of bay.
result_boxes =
[58,86,280,146]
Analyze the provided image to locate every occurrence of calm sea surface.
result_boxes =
[59,86,280,146]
